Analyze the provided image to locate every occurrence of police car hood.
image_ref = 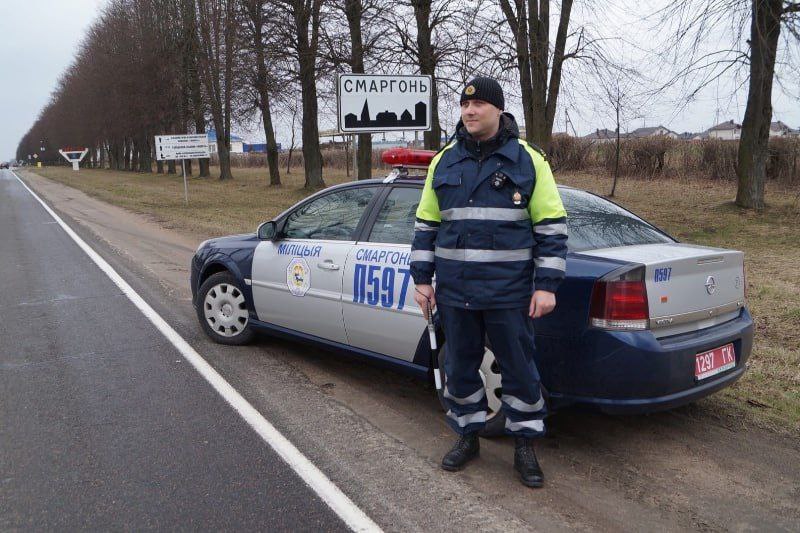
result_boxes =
[454,112,520,143]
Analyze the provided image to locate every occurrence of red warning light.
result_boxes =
[381,148,436,168]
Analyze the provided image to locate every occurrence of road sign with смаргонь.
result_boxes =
[154,134,210,161]
[337,74,432,133]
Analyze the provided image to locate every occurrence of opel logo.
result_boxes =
[705,276,717,294]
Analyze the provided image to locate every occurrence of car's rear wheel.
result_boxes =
[437,340,506,438]
[196,271,254,345]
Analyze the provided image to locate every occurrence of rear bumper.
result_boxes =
[550,365,745,414]
[545,308,754,414]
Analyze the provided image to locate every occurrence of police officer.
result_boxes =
[411,77,568,488]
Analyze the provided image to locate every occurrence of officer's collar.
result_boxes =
[448,113,520,166]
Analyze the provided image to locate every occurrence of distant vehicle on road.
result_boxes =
[190,148,752,435]
[0,162,9,169]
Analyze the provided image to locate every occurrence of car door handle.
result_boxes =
[317,261,340,271]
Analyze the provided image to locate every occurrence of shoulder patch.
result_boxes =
[518,139,547,160]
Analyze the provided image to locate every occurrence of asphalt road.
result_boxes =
[0,169,350,531]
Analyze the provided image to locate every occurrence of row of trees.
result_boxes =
[15,0,611,188]
[16,0,800,209]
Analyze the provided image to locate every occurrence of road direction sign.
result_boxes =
[337,74,432,133]
[154,134,210,161]
[59,148,89,171]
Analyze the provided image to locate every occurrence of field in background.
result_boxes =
[218,137,800,186]
[20,165,800,433]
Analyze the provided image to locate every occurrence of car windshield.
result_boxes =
[560,188,674,252]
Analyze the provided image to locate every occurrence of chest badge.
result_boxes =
[512,191,523,205]
[490,172,506,189]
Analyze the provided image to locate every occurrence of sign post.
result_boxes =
[154,134,210,205]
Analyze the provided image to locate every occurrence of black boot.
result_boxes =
[441,432,480,471]
[514,437,544,488]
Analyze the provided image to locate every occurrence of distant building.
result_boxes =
[243,143,282,153]
[583,128,620,143]
[207,130,245,153]
[628,125,678,139]
[707,120,741,140]
[677,132,696,141]
[372,139,408,149]
[769,120,800,138]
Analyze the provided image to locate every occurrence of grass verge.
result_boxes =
[20,165,800,433]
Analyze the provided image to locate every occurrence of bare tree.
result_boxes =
[497,0,578,148]
[181,0,211,177]
[240,0,283,185]
[273,0,326,188]
[736,0,799,208]
[650,0,800,209]
[195,0,238,180]
[381,0,462,150]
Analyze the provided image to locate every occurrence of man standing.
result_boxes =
[410,77,568,488]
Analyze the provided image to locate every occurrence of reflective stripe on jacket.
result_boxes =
[411,121,568,309]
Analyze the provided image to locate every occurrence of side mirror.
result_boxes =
[258,221,279,240]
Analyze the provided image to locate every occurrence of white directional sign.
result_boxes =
[337,74,432,133]
[154,134,210,161]
[59,148,89,171]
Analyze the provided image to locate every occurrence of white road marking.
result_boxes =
[12,171,381,533]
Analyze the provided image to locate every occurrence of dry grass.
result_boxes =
[22,166,358,237]
[22,165,800,432]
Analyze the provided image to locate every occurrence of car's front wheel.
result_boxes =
[437,340,506,437]
[196,271,254,345]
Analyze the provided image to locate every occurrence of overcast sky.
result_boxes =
[1,1,798,160]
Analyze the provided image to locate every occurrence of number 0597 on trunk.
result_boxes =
[695,343,736,380]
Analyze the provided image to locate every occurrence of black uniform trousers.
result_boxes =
[439,303,547,438]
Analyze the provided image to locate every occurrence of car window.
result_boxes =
[368,187,421,245]
[560,188,674,252]
[284,186,377,240]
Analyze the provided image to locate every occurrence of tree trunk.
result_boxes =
[124,140,132,171]
[168,159,177,174]
[138,135,152,172]
[735,0,782,209]
[217,140,234,180]
[261,95,281,186]
[185,158,193,176]
[501,0,572,148]
[295,0,324,188]
[344,0,373,179]
[357,134,372,180]
[249,0,282,186]
[412,0,441,150]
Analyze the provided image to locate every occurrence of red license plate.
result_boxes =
[695,343,736,380]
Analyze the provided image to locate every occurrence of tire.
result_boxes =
[195,271,255,345]
[436,339,507,438]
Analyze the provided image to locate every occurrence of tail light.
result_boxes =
[589,265,649,330]
[381,147,436,168]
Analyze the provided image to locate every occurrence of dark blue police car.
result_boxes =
[191,149,752,435]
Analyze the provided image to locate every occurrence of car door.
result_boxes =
[251,185,379,343]
[342,185,427,361]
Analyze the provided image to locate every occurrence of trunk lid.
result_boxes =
[581,243,745,337]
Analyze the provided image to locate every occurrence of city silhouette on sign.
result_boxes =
[344,100,427,129]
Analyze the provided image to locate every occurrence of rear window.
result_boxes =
[560,188,674,252]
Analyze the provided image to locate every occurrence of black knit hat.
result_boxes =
[460,77,504,110]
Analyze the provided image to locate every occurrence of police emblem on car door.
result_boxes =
[251,186,379,344]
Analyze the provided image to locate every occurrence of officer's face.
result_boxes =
[460,99,502,141]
